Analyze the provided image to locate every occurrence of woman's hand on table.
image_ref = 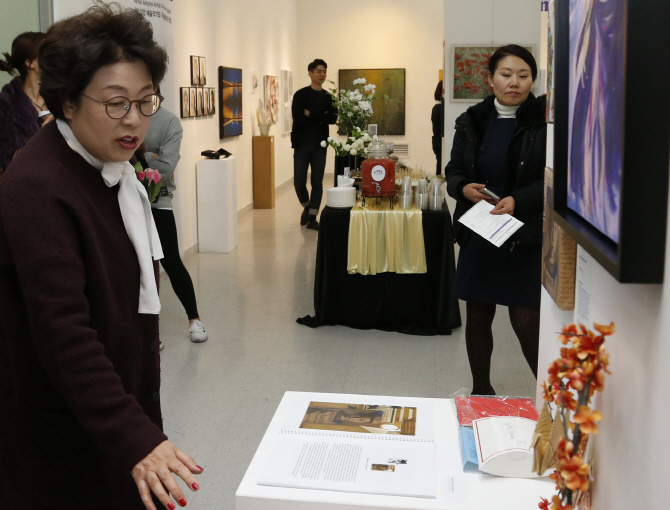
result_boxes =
[463,183,496,204]
[131,440,203,510]
[490,196,515,215]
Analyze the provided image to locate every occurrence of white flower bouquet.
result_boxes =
[321,127,372,157]
[327,77,386,135]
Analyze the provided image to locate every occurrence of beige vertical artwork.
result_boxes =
[264,75,279,125]
[189,88,196,117]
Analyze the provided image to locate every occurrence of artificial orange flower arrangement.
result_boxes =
[533,322,613,510]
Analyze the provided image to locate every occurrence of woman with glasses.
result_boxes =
[0,4,202,510]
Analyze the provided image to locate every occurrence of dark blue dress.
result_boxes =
[453,116,541,307]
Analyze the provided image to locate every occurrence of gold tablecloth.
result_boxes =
[347,198,427,275]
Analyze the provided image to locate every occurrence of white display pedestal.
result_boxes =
[236,392,554,510]
[196,157,238,253]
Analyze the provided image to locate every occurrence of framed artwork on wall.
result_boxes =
[282,105,291,135]
[281,70,293,135]
[199,56,206,86]
[196,88,203,116]
[338,68,406,135]
[203,86,209,116]
[264,75,279,125]
[546,0,555,123]
[219,67,243,138]
[209,88,216,115]
[281,70,293,104]
[180,87,190,118]
[542,167,576,310]
[552,0,670,283]
[190,56,200,86]
[189,88,196,117]
[449,45,535,103]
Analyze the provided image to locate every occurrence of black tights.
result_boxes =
[152,209,200,320]
[465,301,539,394]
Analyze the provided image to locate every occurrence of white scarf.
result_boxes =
[56,119,163,314]
[494,98,520,119]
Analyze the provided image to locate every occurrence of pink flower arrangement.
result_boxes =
[135,167,162,202]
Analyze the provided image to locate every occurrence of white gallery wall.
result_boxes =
[53,0,299,256]
[537,108,670,508]
[0,0,39,88]
[296,0,445,177]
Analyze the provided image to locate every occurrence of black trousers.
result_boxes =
[293,144,327,216]
[152,208,199,320]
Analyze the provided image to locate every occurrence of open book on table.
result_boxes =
[257,394,437,499]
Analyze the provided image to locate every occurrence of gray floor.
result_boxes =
[157,179,537,508]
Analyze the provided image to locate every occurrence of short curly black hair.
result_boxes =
[39,2,168,119]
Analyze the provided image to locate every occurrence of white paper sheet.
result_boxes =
[458,200,524,248]
[257,437,437,498]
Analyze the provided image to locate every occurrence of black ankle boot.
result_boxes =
[300,207,309,226]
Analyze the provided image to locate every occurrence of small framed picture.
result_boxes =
[180,87,190,118]
[209,88,216,115]
[189,88,197,117]
[196,88,203,116]
[203,86,210,115]
[190,56,200,86]
[199,56,206,86]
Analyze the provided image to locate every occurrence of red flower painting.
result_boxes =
[452,45,533,102]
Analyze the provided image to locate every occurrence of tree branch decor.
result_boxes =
[533,322,614,510]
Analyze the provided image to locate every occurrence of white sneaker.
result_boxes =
[189,320,208,343]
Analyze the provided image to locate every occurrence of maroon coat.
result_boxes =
[0,121,167,509]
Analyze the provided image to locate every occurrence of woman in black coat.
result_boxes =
[0,31,50,174]
[445,45,546,395]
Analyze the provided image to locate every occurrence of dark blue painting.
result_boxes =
[219,66,242,138]
[567,0,624,243]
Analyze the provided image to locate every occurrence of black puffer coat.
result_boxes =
[445,93,547,248]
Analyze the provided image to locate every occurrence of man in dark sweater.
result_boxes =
[291,58,338,229]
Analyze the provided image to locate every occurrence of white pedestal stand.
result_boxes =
[196,157,238,253]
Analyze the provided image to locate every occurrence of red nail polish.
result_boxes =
[196,465,203,470]
[179,498,187,507]
[191,482,199,490]
[167,503,176,510]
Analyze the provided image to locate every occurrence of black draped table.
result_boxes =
[298,205,462,335]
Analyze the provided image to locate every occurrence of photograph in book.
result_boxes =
[300,402,417,435]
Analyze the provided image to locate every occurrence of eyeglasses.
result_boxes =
[81,93,163,119]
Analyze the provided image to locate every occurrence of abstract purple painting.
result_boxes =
[567,0,624,243]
